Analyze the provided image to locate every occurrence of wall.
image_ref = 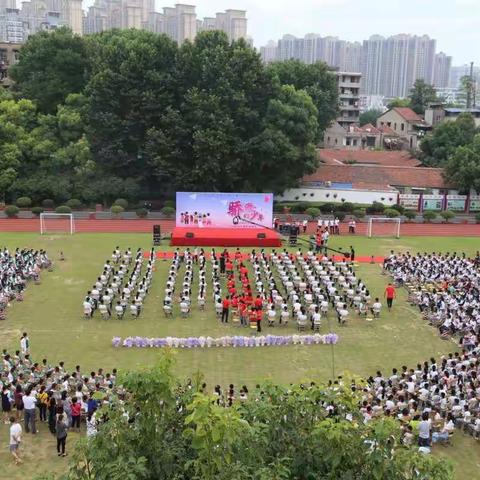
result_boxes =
[277,187,397,206]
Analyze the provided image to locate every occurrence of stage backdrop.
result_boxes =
[176,192,273,228]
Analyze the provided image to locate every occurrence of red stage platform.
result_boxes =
[171,227,282,247]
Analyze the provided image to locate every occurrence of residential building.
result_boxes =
[376,107,429,150]
[0,41,21,87]
[433,52,452,88]
[214,9,246,42]
[425,104,480,128]
[0,9,28,43]
[260,40,276,63]
[336,71,361,128]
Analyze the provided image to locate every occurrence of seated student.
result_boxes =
[180,297,190,317]
[130,300,139,317]
[83,300,93,318]
[337,303,349,324]
[215,298,223,319]
[267,305,276,327]
[98,302,110,319]
[312,307,321,331]
[115,301,124,319]
[371,298,382,318]
[432,413,454,443]
[280,305,289,326]
[163,300,172,317]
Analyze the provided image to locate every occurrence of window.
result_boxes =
[387,122,391,127]
[352,139,358,146]
[335,138,338,144]
[346,139,351,146]
[394,123,397,130]
[401,123,405,131]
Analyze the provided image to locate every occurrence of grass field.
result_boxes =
[1,232,480,479]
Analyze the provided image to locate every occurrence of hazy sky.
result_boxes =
[168,0,479,65]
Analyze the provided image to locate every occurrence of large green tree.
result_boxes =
[359,109,383,126]
[266,59,338,140]
[408,79,438,115]
[445,134,480,193]
[9,27,88,114]
[420,112,477,166]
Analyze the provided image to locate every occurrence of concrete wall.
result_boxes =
[277,187,397,206]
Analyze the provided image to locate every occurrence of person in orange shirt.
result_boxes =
[255,307,263,332]
[221,296,230,323]
[384,283,396,311]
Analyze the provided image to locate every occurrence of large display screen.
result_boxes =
[176,192,273,228]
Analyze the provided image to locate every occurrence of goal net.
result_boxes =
[367,218,401,238]
[40,213,75,235]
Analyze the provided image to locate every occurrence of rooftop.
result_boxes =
[303,164,452,190]
[318,149,421,167]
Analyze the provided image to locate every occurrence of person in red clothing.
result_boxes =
[239,300,247,326]
[226,259,234,276]
[384,283,396,311]
[254,295,263,309]
[71,397,81,432]
[221,296,230,323]
[239,264,248,278]
[255,308,263,332]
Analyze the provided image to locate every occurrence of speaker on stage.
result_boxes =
[186,232,195,238]
[257,233,266,239]
[153,225,161,246]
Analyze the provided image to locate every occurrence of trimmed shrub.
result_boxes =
[31,207,44,216]
[305,207,321,219]
[16,196,32,208]
[319,202,335,214]
[384,208,400,218]
[163,200,175,209]
[440,210,455,222]
[4,205,20,218]
[113,198,129,209]
[290,202,309,213]
[423,210,437,222]
[66,199,82,210]
[136,208,149,218]
[476,213,480,224]
[353,208,365,219]
[366,202,386,214]
[336,201,355,213]
[335,211,346,221]
[404,210,417,221]
[110,205,124,216]
[161,206,176,218]
[42,199,55,209]
[55,205,72,214]
[391,204,405,214]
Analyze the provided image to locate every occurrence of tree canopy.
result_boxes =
[359,109,383,126]
[5,29,339,203]
[445,134,480,193]
[408,79,438,115]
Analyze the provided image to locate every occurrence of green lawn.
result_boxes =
[1,232,480,478]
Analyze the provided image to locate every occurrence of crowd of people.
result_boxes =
[82,247,155,319]
[0,248,51,320]
[161,247,376,330]
[384,251,480,338]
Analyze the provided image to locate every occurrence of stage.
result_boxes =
[171,227,282,247]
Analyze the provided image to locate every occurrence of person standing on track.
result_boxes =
[384,283,396,311]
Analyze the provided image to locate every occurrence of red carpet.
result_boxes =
[171,227,282,247]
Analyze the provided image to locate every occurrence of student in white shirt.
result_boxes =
[9,417,22,464]
[371,298,382,318]
[20,332,29,354]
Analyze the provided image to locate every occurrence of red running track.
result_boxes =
[0,218,479,236]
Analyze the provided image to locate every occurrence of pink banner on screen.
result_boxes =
[176,192,274,228]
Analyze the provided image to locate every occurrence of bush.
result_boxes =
[66,198,82,210]
[55,205,72,214]
[384,208,400,218]
[440,210,455,222]
[290,202,309,213]
[16,196,32,208]
[4,205,20,218]
[161,206,176,218]
[336,201,355,213]
[476,213,480,224]
[136,208,149,218]
[42,199,55,209]
[391,204,404,214]
[423,210,437,222]
[335,211,346,221]
[163,200,175,209]
[366,201,385,214]
[31,206,44,216]
[404,210,417,221]
[305,207,321,219]
[319,202,335,214]
[113,198,129,209]
[352,208,365,219]
[110,205,124,216]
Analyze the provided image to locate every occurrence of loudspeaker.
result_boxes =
[186,232,195,238]
[257,233,266,239]
[153,225,161,246]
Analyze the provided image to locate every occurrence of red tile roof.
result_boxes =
[303,164,453,190]
[392,107,423,122]
[377,125,399,136]
[318,149,421,167]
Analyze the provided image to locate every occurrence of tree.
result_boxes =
[359,109,383,126]
[266,59,338,140]
[408,79,438,115]
[387,97,410,109]
[420,112,477,166]
[445,134,480,193]
[457,75,479,108]
[9,28,88,114]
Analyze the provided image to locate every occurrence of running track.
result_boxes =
[1,218,479,236]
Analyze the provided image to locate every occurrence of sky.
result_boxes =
[128,0,480,66]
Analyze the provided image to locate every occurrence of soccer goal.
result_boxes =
[40,213,75,235]
[367,217,401,239]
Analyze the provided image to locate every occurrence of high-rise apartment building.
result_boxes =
[433,52,452,89]
[336,71,361,128]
